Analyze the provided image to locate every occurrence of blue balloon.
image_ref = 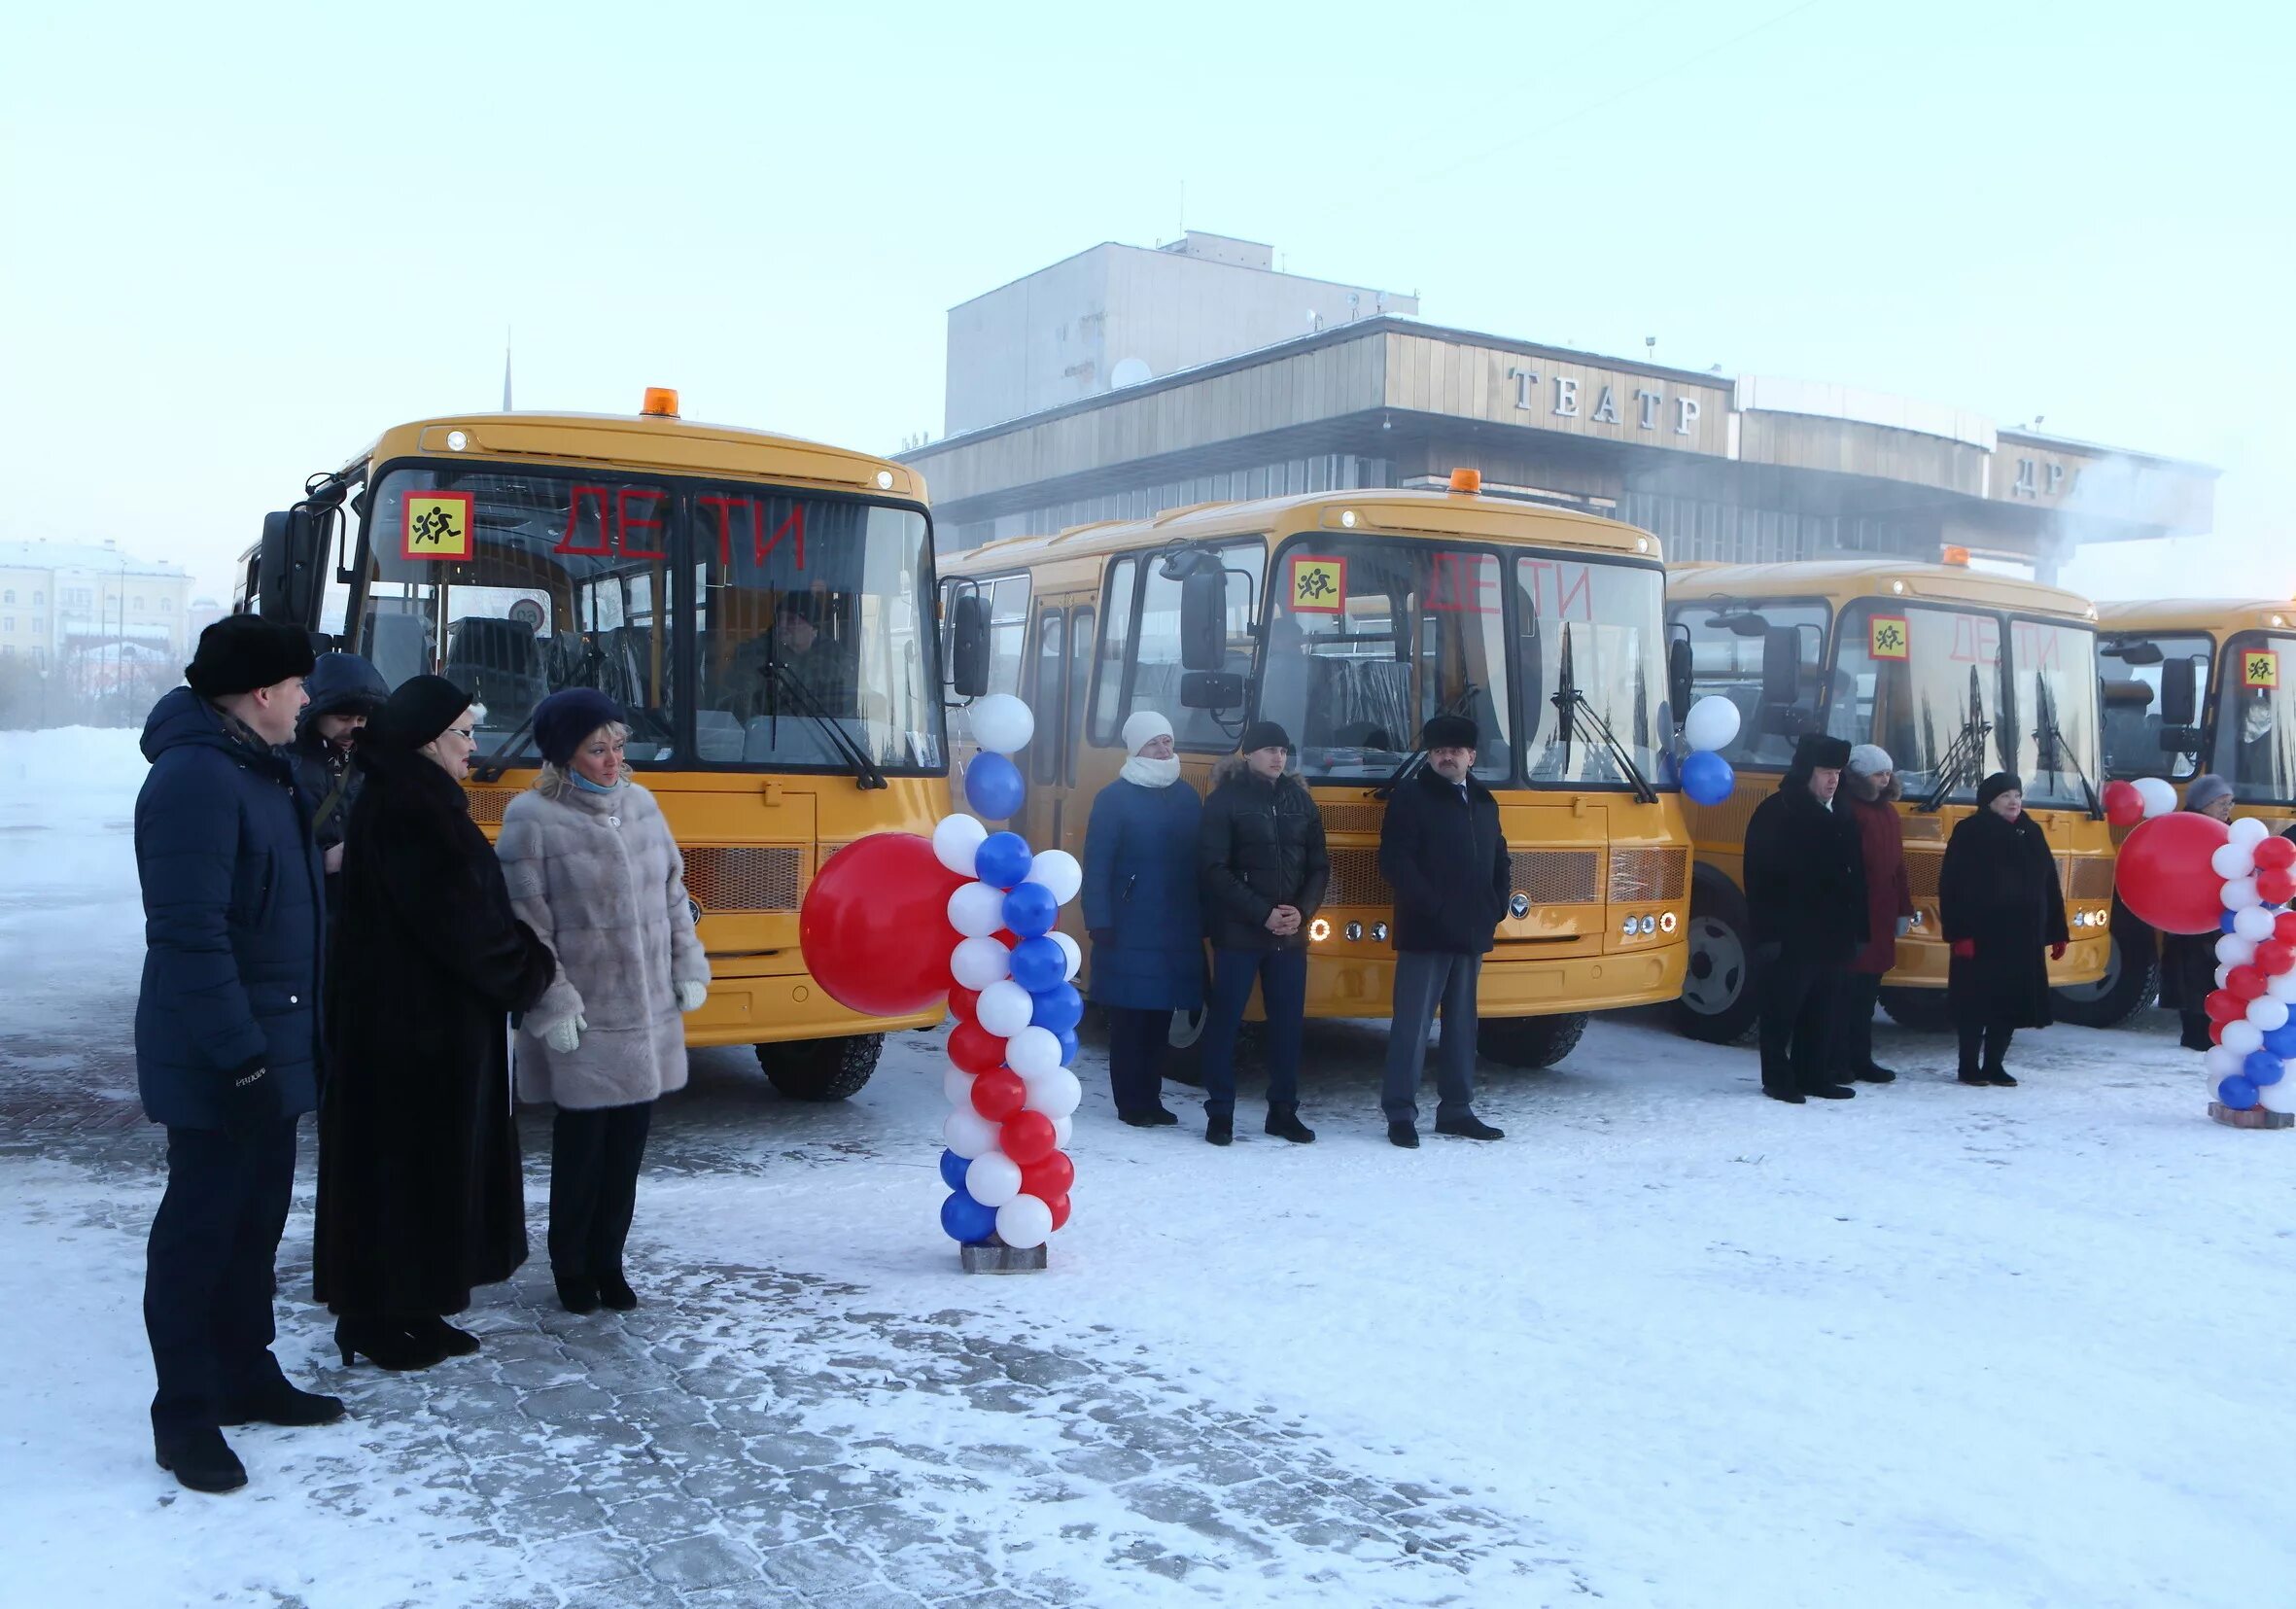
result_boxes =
[940,1188,998,1243]
[1031,982,1085,1033]
[1003,880,1059,939]
[1681,749,1734,807]
[2222,910,2243,934]
[2263,1022,2296,1059]
[1009,935,1067,993]
[2218,1074,2261,1111]
[964,752,1026,821]
[973,830,1033,891]
[2245,1050,2286,1088]
[937,1148,969,1191]
[1056,1027,1081,1066]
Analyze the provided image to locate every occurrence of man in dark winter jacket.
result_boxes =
[288,651,387,919]
[1196,720,1329,1146]
[135,615,341,1494]
[1743,732,1868,1102]
[1376,714,1512,1146]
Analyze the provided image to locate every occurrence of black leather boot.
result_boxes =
[1264,1104,1315,1144]
[335,1314,448,1371]
[218,1376,345,1427]
[155,1426,247,1493]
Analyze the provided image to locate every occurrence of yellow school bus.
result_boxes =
[2084,599,2296,1022]
[1664,557,2116,1038]
[246,391,949,1100]
[938,474,1693,1068]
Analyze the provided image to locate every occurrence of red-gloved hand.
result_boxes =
[2050,942,2068,961]
[1950,939,1976,961]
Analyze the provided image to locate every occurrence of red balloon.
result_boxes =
[949,1019,1007,1075]
[2254,835,2296,871]
[2256,940,2296,977]
[1000,1109,1058,1166]
[2277,911,2296,947]
[2229,964,2269,1001]
[1020,1149,1074,1200]
[797,833,963,1016]
[2259,867,2296,906]
[2206,989,2246,1023]
[2211,1021,2226,1045]
[2114,812,2234,935]
[947,984,981,1025]
[1046,1192,1071,1232]
[969,1067,1026,1121]
[2102,779,2144,827]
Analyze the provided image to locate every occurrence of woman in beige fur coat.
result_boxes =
[498,688,709,1313]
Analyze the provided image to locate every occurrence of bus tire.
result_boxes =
[2050,913,2160,1030]
[1160,1005,1212,1087]
[1676,875,1760,1044]
[755,1033,883,1102]
[1878,987,1955,1033]
[1477,1012,1589,1069]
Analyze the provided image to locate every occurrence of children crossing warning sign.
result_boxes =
[2244,649,2280,689]
[1869,614,1910,661]
[1287,555,1346,614]
[401,492,475,562]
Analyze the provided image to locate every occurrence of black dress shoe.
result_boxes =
[1852,1065,1898,1083]
[1435,1113,1505,1140]
[1118,1107,1180,1128]
[1265,1104,1316,1144]
[155,1427,247,1493]
[218,1377,346,1427]
[409,1313,481,1356]
[1205,1114,1234,1146]
[1764,1086,1807,1104]
[1388,1121,1420,1148]
[1804,1083,1857,1100]
[1957,1069,1991,1086]
[1984,1068,2019,1087]
[335,1315,448,1371]
[556,1276,601,1314]
[595,1271,639,1311]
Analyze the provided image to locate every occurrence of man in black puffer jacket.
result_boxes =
[288,651,387,924]
[1377,714,1512,1147]
[1196,721,1329,1147]
[1742,732,1868,1103]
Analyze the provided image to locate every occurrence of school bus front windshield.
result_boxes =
[2216,632,2296,804]
[359,465,943,773]
[1256,536,1669,788]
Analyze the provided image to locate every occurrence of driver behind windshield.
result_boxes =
[723,593,854,722]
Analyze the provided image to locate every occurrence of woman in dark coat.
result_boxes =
[1940,772,2070,1086]
[1836,744,1915,1083]
[1081,711,1203,1128]
[315,675,555,1368]
[2157,774,2236,1051]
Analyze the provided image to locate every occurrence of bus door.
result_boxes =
[1020,598,1096,858]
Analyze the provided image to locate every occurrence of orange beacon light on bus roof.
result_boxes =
[641,387,680,418]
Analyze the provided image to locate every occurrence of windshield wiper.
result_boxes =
[1547,625,1657,803]
[1918,666,1994,813]
[2033,672,2103,820]
[757,660,887,789]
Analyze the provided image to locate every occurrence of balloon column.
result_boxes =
[934,694,1085,1260]
[1679,696,1742,807]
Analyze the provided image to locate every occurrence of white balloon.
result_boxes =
[2225,877,2264,911]
[1053,1114,1074,1148]
[995,1193,1055,1249]
[2231,816,2273,848]
[951,936,1011,992]
[965,1150,1024,1208]
[2234,904,2279,942]
[2223,1019,2266,1056]
[967,693,1036,756]
[2248,997,2291,1032]
[1024,1066,1084,1119]
[1005,1025,1063,1078]
[1026,850,1084,906]
[2212,843,2257,881]
[2270,968,2296,1003]
[2133,777,2178,819]
[947,881,1007,939]
[2263,1075,2296,1114]
[943,1106,999,1158]
[943,1066,976,1107]
[932,813,989,878]
[1682,695,1742,753]
[2217,962,2236,990]
[1050,929,1083,983]
[2217,933,2258,968]
[2207,1044,2247,1082]
[976,979,1034,1037]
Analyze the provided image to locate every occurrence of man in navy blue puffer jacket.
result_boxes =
[135,614,341,1493]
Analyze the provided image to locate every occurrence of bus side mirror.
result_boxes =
[1760,626,1800,710]
[1666,636,1694,722]
[950,593,990,698]
[257,508,322,628]
[1179,566,1227,672]
[2161,656,2199,727]
[1180,670,1243,711]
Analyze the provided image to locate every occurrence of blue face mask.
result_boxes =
[569,768,617,794]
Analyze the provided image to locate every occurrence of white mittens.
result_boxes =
[676,980,709,1014]
[544,1015,585,1055]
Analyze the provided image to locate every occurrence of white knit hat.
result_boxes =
[1121,710,1175,754]
[1847,743,1894,776]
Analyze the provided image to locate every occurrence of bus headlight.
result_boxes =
[1371,922,1389,942]
[1639,914,1657,935]
[1510,893,1530,919]
[445,430,469,452]
[1621,917,1639,939]
[1308,918,1331,943]
[1344,921,1364,942]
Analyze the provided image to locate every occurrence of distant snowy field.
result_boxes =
[4,725,2293,1609]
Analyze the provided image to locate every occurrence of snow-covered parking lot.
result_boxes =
[4,727,2291,1609]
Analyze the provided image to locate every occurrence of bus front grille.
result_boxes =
[2065,857,2115,901]
[1608,847,1688,903]
[684,846,804,913]
[1512,850,1602,906]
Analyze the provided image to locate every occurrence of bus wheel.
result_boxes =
[1676,880,1759,1044]
[1161,1005,1211,1087]
[1877,987,1954,1033]
[2050,922,2159,1029]
[1478,1012,1589,1069]
[755,1033,883,1102]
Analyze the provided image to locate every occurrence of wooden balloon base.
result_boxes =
[2210,1102,2293,1130]
[960,1242,1048,1274]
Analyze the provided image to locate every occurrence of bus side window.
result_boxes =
[1092,557,1137,745]
[1029,609,1064,785]
[988,576,1030,696]
[1066,606,1094,787]
[1672,600,1826,769]
[1128,541,1262,751]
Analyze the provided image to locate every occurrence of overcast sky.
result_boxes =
[4,1,2289,604]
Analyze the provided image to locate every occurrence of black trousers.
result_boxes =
[145,1119,297,1436]
[1833,970,1886,1075]
[1956,1021,2017,1076]
[549,1102,653,1280]
[1103,1006,1173,1117]
[1757,956,1843,1094]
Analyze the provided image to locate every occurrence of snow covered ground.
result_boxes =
[4,725,2293,1609]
